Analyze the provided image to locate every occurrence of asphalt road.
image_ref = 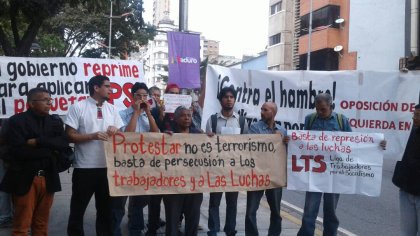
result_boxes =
[282,158,400,236]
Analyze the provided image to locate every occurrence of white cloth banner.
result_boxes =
[0,57,145,118]
[286,130,384,196]
[202,65,420,160]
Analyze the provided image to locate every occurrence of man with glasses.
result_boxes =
[65,75,124,236]
[0,88,70,235]
[112,82,159,236]
[393,104,420,235]
[149,86,161,109]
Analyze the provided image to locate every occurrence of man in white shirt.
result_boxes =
[65,75,124,236]
[206,87,248,236]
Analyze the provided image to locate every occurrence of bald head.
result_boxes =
[265,102,277,115]
[261,102,277,123]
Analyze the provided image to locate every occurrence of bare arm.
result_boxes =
[66,125,109,143]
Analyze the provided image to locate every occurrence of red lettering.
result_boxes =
[312,155,326,173]
[109,82,122,104]
[113,133,126,153]
[292,155,303,172]
[83,63,91,76]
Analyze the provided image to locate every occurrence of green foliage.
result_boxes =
[0,0,155,57]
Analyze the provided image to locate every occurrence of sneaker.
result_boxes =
[0,218,13,228]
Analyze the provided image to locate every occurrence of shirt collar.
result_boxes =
[260,120,278,130]
[87,97,106,107]
[318,112,336,120]
[217,112,239,119]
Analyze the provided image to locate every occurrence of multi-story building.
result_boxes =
[152,0,171,27]
[298,0,355,70]
[269,0,406,71]
[202,38,220,60]
[267,0,297,71]
[142,16,177,89]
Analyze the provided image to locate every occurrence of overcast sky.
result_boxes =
[143,0,268,58]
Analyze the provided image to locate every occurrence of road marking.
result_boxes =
[281,200,357,236]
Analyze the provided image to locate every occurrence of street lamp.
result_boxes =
[107,0,133,59]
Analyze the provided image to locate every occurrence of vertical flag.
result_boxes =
[167,32,200,88]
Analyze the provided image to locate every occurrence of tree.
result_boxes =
[0,0,154,57]
[0,0,69,56]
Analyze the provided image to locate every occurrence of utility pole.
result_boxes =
[108,0,113,58]
[179,0,189,31]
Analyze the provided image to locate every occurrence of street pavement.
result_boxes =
[0,170,315,236]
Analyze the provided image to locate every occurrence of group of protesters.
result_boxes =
[0,73,419,236]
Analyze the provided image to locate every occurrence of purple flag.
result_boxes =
[167,32,200,88]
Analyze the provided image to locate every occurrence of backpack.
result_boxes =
[211,113,246,134]
[308,112,344,131]
[56,146,74,173]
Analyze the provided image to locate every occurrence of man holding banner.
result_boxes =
[205,87,248,236]
[111,82,159,236]
[65,75,124,236]
[297,93,352,236]
[245,102,286,236]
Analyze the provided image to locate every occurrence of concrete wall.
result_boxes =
[349,0,406,70]
[267,0,295,70]
[242,54,268,70]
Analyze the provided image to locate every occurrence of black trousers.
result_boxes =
[147,194,164,234]
[163,193,203,236]
[67,168,112,236]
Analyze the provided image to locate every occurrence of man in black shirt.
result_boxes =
[0,88,69,235]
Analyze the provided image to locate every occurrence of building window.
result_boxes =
[299,48,339,71]
[268,65,280,71]
[269,33,281,46]
[300,5,340,36]
[270,1,282,15]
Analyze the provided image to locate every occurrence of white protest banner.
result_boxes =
[0,57,145,118]
[202,65,420,159]
[286,130,384,196]
[163,94,192,113]
[104,132,286,196]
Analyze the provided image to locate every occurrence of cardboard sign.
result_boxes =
[105,132,287,196]
[163,94,192,113]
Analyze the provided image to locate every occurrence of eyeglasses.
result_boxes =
[31,98,53,104]
[134,93,148,98]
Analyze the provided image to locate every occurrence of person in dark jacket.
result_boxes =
[0,87,69,235]
[393,104,420,235]
[162,106,203,236]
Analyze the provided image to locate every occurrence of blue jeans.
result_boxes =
[111,195,149,236]
[208,192,238,236]
[297,192,340,236]
[400,190,420,236]
[0,159,12,223]
[245,188,282,236]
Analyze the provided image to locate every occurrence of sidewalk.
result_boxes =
[0,170,303,235]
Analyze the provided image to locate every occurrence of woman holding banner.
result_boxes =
[162,106,203,236]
